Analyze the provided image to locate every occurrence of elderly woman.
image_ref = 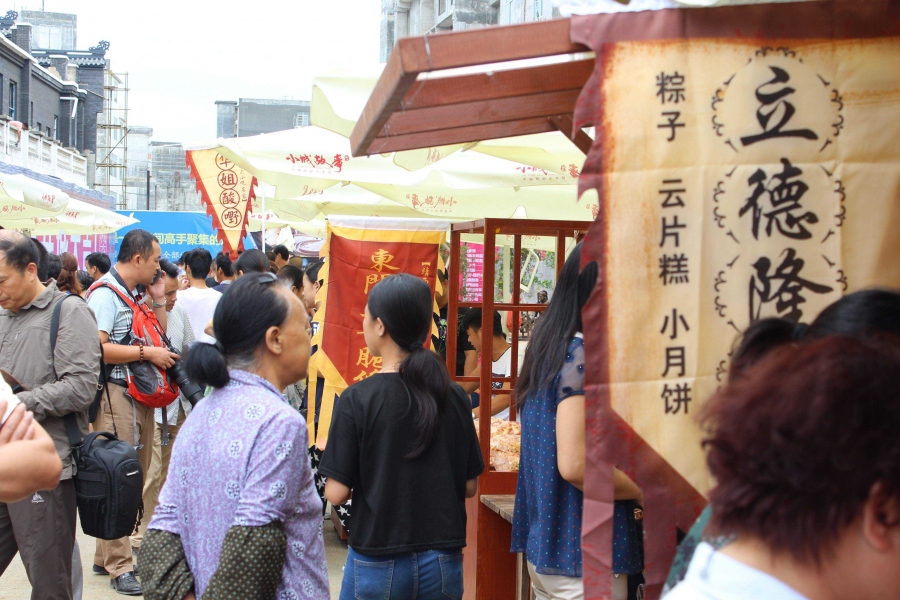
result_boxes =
[667,336,900,600]
[138,273,329,600]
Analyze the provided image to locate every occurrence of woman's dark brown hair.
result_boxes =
[56,252,81,295]
[702,335,900,564]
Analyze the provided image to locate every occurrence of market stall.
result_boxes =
[447,218,592,600]
[349,3,900,600]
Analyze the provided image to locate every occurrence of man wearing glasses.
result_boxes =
[128,258,195,564]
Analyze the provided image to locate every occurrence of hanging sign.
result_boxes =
[308,216,446,446]
[185,149,256,256]
[571,1,900,597]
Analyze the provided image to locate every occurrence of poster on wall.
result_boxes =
[572,2,900,598]
[37,233,112,268]
[113,211,255,260]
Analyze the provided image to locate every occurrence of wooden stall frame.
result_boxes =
[349,18,593,157]
[448,218,593,600]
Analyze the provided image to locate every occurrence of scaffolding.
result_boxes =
[96,69,129,208]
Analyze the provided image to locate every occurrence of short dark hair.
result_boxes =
[703,336,900,564]
[233,249,269,275]
[159,258,179,280]
[85,252,111,274]
[215,253,233,277]
[273,244,290,260]
[461,308,505,338]
[183,247,212,280]
[0,232,40,273]
[47,254,62,280]
[30,237,48,280]
[76,270,93,291]
[117,229,158,264]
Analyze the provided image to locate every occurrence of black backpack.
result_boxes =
[51,295,144,541]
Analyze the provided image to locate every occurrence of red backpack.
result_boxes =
[87,273,180,409]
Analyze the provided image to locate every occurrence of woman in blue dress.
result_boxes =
[511,243,644,600]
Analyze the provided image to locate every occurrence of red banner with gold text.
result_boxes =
[308,217,447,446]
[186,149,256,255]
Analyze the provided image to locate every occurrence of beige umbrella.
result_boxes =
[0,173,70,220]
[311,66,588,176]
[311,67,464,171]
[2,199,138,235]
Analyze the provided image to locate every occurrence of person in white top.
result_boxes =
[667,336,900,600]
[175,248,220,345]
[459,308,513,419]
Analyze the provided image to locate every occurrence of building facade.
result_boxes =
[124,125,152,210]
[20,10,76,51]
[151,142,202,212]
[0,12,90,187]
[215,98,310,139]
[23,10,132,205]
[379,0,560,61]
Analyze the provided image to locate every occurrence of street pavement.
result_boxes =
[0,512,349,599]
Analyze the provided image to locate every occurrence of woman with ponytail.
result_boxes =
[139,273,329,600]
[320,273,484,600]
[55,252,81,295]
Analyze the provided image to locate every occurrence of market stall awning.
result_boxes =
[349,19,595,157]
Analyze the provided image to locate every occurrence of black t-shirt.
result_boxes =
[434,305,476,377]
[319,373,485,556]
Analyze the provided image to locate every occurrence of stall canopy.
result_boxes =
[214,125,595,223]
[349,19,595,157]
[0,172,71,219]
[4,198,138,235]
[312,67,589,175]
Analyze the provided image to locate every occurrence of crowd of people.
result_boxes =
[0,228,898,600]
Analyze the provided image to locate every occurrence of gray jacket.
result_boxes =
[0,282,101,479]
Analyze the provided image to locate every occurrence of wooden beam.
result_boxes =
[399,59,594,110]
[381,89,581,137]
[352,17,589,157]
[366,116,560,154]
[548,114,594,155]
[397,18,586,73]
[350,45,419,157]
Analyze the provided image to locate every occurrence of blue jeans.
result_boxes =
[339,547,464,600]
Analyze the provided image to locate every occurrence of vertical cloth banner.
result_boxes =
[570,2,900,598]
[308,216,447,446]
[185,149,256,255]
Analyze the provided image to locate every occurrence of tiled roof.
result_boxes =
[32,51,106,67]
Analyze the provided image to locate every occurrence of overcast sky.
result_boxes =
[18,0,382,144]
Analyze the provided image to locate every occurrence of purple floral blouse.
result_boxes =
[150,370,329,600]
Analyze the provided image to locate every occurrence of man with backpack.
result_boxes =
[0,232,101,600]
[86,229,178,596]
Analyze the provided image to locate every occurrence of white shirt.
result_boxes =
[175,286,221,345]
[491,347,513,420]
[666,543,811,600]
